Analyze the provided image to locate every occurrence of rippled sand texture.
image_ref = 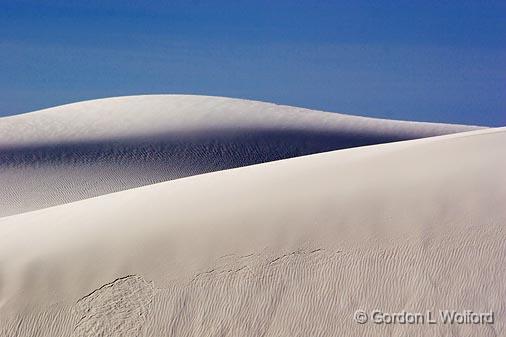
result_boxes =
[0,95,479,217]
[1,116,504,336]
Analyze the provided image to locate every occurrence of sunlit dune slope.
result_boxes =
[0,127,504,336]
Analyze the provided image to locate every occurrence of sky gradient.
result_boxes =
[1,1,505,126]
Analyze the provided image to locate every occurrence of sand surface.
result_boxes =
[0,95,503,336]
[0,95,479,217]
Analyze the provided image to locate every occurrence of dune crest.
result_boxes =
[0,95,480,217]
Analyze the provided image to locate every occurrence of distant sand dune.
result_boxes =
[1,125,504,336]
[0,95,480,216]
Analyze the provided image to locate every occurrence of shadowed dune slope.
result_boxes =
[0,95,480,217]
[0,127,504,336]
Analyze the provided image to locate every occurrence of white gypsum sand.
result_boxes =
[0,126,504,337]
[0,95,480,217]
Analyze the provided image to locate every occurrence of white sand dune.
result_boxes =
[0,95,480,217]
[1,125,504,336]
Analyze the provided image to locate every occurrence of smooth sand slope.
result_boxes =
[1,127,504,337]
[0,95,480,217]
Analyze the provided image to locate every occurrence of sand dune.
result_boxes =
[0,95,480,217]
[1,126,504,336]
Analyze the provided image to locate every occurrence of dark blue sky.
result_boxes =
[1,1,505,126]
